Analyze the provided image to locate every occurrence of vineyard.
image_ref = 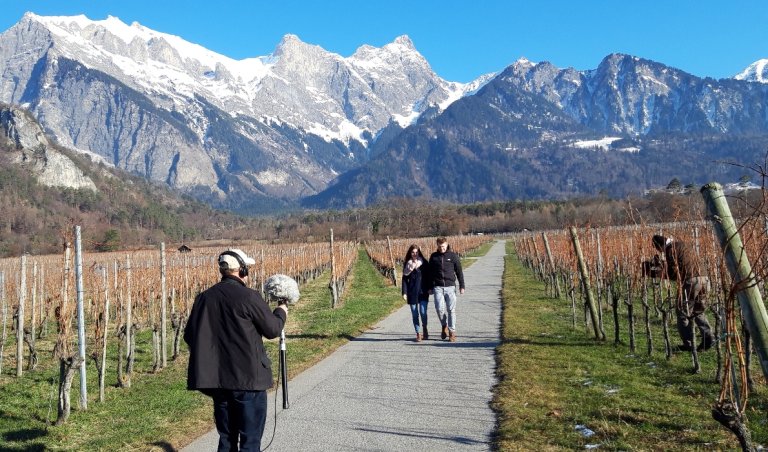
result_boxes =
[0,231,485,448]
[510,183,768,449]
[0,232,358,427]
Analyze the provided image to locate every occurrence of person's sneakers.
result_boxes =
[449,331,457,342]
[697,334,715,352]
[441,325,448,340]
[423,327,429,340]
[416,333,422,342]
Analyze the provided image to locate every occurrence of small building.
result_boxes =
[178,244,192,253]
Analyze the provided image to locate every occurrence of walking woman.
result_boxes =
[402,244,430,341]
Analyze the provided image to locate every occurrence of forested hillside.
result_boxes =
[0,139,259,256]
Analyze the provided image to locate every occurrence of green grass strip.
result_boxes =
[493,243,768,450]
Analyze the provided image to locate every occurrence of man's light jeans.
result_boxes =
[433,285,457,332]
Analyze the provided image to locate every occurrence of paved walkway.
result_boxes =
[182,240,506,452]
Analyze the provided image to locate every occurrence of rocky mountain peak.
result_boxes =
[390,35,416,50]
[273,33,322,58]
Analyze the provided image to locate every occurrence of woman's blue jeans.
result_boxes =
[410,299,429,333]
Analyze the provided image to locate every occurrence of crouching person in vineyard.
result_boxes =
[652,235,715,352]
[185,249,288,451]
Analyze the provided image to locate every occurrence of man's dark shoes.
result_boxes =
[441,325,448,340]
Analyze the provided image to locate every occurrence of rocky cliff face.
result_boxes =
[0,103,96,190]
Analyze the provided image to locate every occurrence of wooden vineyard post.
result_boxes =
[329,229,338,308]
[99,268,109,402]
[40,266,47,338]
[55,241,83,425]
[542,233,562,298]
[74,226,87,410]
[260,249,266,300]
[569,227,604,340]
[387,236,398,287]
[160,242,167,369]
[124,254,133,388]
[30,262,36,366]
[701,183,768,380]
[0,272,6,374]
[530,236,544,280]
[17,254,26,377]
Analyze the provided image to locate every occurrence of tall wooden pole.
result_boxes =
[100,268,109,402]
[30,262,37,352]
[386,236,398,287]
[74,226,87,410]
[542,233,561,298]
[329,229,338,308]
[0,272,6,375]
[160,242,167,368]
[569,226,604,340]
[701,182,768,379]
[125,254,132,388]
[17,255,26,377]
[260,249,266,300]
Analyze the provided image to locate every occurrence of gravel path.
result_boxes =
[182,240,506,451]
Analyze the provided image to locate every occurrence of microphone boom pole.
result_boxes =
[280,329,289,409]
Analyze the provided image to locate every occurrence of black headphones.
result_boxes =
[219,251,249,278]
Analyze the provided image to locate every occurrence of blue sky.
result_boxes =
[2,0,767,83]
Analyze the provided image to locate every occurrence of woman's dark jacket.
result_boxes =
[184,275,286,392]
[401,258,430,304]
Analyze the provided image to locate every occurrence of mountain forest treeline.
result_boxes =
[3,131,751,258]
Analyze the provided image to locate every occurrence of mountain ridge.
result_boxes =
[1,13,488,212]
[2,13,768,212]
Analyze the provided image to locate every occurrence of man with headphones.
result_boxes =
[185,248,288,451]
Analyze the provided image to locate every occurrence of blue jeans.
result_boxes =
[433,286,457,332]
[211,389,268,452]
[410,300,429,333]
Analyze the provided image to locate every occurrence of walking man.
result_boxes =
[429,237,465,342]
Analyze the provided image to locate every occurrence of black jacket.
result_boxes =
[184,275,287,392]
[401,258,431,304]
[428,250,465,290]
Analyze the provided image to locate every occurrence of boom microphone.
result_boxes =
[264,274,299,411]
[264,274,300,305]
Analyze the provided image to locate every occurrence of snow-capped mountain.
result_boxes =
[502,53,768,136]
[307,55,768,208]
[735,59,768,83]
[0,13,487,212]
